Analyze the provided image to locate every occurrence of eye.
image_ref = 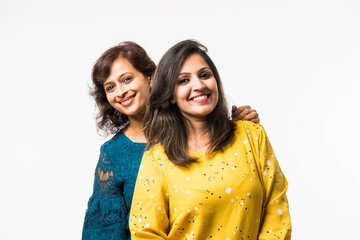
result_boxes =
[105,84,115,92]
[122,76,133,83]
[199,72,211,79]
[178,78,190,84]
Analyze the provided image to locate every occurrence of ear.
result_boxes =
[170,98,176,104]
[148,77,152,88]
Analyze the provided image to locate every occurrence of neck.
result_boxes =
[185,118,210,152]
[124,114,147,143]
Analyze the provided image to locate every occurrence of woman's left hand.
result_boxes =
[231,105,260,123]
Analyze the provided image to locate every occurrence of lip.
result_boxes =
[189,93,210,103]
[118,94,135,106]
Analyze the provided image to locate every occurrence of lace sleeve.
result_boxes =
[82,145,128,240]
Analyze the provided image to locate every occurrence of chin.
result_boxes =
[127,106,147,118]
[189,111,213,119]
[197,107,215,116]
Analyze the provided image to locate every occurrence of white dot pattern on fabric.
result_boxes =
[129,121,290,239]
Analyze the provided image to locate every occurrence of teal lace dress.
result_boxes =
[82,132,146,240]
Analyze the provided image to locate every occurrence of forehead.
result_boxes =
[104,57,140,84]
[179,53,209,73]
[109,57,137,75]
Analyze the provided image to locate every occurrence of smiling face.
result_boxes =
[104,57,151,120]
[173,53,219,122]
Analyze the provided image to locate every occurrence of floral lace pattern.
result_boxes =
[82,132,146,240]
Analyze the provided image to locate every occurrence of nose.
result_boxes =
[192,76,206,91]
[115,83,127,98]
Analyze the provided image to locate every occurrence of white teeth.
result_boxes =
[121,97,132,104]
[192,95,208,101]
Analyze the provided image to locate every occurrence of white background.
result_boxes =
[1,0,359,239]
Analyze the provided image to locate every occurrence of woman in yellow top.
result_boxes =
[129,40,291,240]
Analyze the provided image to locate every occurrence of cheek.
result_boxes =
[211,81,219,99]
[174,86,188,101]
[105,92,117,108]
[138,84,151,100]
[214,86,219,99]
[105,92,112,103]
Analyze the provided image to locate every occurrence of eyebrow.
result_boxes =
[178,67,211,76]
[104,81,112,87]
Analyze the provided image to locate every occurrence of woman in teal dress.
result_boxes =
[81,41,260,240]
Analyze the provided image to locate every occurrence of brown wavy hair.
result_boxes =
[90,41,156,135]
[144,40,236,166]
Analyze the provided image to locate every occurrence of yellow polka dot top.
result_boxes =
[129,121,291,240]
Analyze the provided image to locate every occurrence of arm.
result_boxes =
[232,105,260,123]
[82,145,128,240]
[256,126,291,240]
[129,149,170,239]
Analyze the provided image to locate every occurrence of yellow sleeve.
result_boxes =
[129,148,170,239]
[256,125,292,240]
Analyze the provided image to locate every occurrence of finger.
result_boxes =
[239,108,253,119]
[232,105,244,118]
[232,108,251,121]
[236,105,251,112]
[249,116,260,124]
[242,111,258,121]
[231,105,237,113]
